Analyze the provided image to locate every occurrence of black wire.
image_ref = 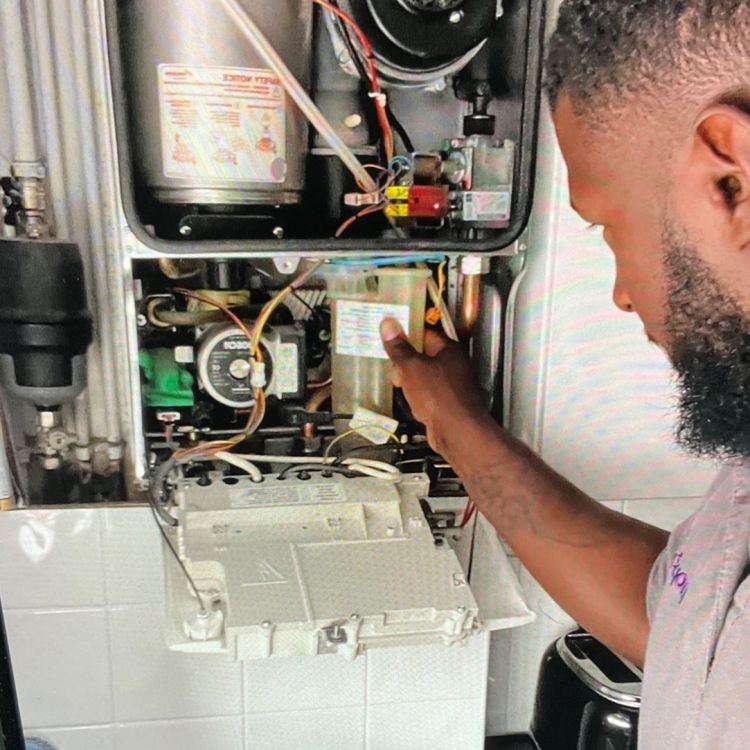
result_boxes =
[330,441,408,465]
[148,502,207,615]
[148,455,208,614]
[150,456,179,527]
[385,103,415,153]
[326,0,417,159]
[290,289,328,326]
[329,0,370,81]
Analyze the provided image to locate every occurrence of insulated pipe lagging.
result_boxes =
[218,0,377,194]
[0,0,40,164]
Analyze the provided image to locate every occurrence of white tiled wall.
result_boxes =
[0,506,493,750]
[485,102,718,735]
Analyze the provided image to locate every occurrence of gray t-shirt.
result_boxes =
[640,459,750,748]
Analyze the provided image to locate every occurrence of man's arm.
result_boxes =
[381,320,668,666]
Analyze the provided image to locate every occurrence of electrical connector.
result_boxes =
[344,191,382,207]
[250,360,267,389]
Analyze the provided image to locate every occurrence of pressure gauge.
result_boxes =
[196,324,272,409]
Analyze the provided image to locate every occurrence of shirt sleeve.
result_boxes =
[646,544,670,623]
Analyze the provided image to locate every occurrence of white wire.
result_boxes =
[427,277,459,342]
[214,451,264,483]
[235,453,401,483]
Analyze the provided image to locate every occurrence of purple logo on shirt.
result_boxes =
[670,552,689,603]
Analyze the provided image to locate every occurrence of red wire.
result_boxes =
[460,499,477,528]
[312,0,394,161]
[173,288,262,362]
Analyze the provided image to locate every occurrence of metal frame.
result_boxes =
[104,0,546,257]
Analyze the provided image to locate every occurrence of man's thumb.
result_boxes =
[380,318,415,362]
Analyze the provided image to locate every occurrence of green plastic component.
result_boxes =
[139,348,195,407]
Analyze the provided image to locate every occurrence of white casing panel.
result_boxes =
[166,474,533,659]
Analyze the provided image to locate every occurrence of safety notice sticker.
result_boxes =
[335,301,410,360]
[158,64,287,183]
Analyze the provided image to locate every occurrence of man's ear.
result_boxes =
[693,105,750,249]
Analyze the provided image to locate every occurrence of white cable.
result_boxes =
[218,0,377,193]
[214,451,264,483]
[427,277,459,342]
[232,453,402,483]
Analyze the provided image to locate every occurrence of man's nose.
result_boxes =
[612,281,634,313]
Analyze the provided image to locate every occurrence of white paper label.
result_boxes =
[462,191,511,221]
[230,482,345,508]
[335,301,410,360]
[158,64,287,183]
[276,343,299,394]
[350,407,399,445]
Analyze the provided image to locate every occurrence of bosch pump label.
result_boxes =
[158,64,287,183]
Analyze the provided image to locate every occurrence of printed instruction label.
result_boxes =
[158,64,287,183]
[462,191,511,222]
[276,343,299,395]
[230,482,345,508]
[335,301,410,360]
[350,406,399,445]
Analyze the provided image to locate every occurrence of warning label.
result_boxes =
[158,64,287,183]
[230,482,345,508]
[335,301,410,360]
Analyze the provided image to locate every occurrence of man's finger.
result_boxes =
[380,318,418,363]
[424,329,453,358]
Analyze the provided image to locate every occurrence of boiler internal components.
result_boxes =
[119,0,312,208]
[443,137,515,228]
[328,0,502,87]
[109,0,544,248]
[196,322,305,408]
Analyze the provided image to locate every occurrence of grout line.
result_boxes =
[25,723,114,733]
[97,512,118,726]
[240,659,247,744]
[363,651,369,749]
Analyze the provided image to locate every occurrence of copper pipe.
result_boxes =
[158,257,204,280]
[305,384,333,413]
[457,273,481,340]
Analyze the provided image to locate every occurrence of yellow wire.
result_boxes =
[437,260,447,296]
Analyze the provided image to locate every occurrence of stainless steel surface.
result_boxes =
[556,636,642,710]
[120,0,312,206]
[474,282,503,410]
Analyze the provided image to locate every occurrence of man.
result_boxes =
[380,1,750,746]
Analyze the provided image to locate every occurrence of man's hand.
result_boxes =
[380,318,492,456]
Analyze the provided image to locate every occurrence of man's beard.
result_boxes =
[664,222,750,459]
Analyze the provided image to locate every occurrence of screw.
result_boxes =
[179,224,192,236]
[449,10,464,23]
[343,113,363,129]
[326,624,347,644]
[136,314,147,327]
[261,620,271,629]
[350,614,359,621]
[272,226,285,239]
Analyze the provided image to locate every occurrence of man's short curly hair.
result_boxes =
[545,1,750,121]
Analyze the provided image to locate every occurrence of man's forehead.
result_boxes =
[552,93,657,215]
